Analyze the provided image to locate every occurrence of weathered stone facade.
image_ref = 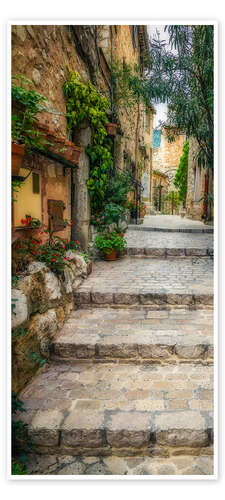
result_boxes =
[151,128,185,206]
[12,25,150,247]
[186,136,213,222]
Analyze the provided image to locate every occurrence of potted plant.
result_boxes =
[11,143,25,176]
[105,123,118,136]
[94,232,126,261]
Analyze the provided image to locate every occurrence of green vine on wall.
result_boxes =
[63,70,113,212]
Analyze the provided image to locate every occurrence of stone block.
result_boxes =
[194,294,213,305]
[167,248,185,256]
[139,293,167,305]
[74,291,91,305]
[11,289,29,328]
[139,344,173,359]
[167,294,193,305]
[185,248,207,256]
[155,411,209,447]
[29,409,62,446]
[106,412,151,448]
[92,292,113,304]
[97,343,138,358]
[113,293,139,305]
[61,410,105,448]
[174,344,207,359]
[144,248,165,257]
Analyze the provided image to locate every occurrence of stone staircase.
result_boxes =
[18,236,214,476]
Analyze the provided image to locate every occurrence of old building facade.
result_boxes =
[11,25,151,247]
[186,136,213,221]
[151,126,186,212]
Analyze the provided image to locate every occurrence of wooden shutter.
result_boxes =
[47,199,65,232]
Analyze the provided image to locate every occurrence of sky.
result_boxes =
[147,25,169,129]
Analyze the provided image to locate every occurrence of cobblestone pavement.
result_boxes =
[26,454,213,475]
[20,362,213,456]
[142,215,213,230]
[125,230,213,249]
[77,257,213,297]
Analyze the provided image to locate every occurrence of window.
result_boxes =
[13,169,42,227]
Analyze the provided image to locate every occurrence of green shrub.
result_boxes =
[94,232,126,254]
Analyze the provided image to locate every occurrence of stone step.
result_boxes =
[125,247,213,257]
[19,362,213,457]
[51,308,213,363]
[26,453,214,475]
[75,257,213,307]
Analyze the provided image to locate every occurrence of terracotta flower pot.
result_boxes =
[105,123,118,136]
[104,249,117,261]
[12,143,25,176]
[118,233,124,238]
[71,145,82,165]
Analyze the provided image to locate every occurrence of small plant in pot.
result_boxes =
[94,232,126,261]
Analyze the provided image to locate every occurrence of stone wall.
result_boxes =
[152,127,186,192]
[12,252,88,393]
[12,25,150,247]
[186,137,205,220]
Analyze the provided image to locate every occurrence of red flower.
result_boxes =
[69,223,72,227]
[69,219,73,223]
[21,219,26,225]
[52,258,56,262]
[76,240,80,245]
[53,253,57,257]
[39,239,42,243]
[67,257,71,261]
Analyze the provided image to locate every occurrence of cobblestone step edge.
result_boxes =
[128,226,214,234]
[74,291,214,307]
[125,248,213,257]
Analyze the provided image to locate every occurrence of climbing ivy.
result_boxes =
[63,70,113,212]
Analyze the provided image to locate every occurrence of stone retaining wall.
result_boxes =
[11,252,88,393]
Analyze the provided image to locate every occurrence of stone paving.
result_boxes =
[125,230,213,250]
[128,215,213,233]
[19,362,213,456]
[26,453,213,475]
[52,308,213,363]
[142,215,213,231]
[16,218,214,476]
[75,257,213,306]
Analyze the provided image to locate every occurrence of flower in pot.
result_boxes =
[105,123,118,136]
[94,232,126,261]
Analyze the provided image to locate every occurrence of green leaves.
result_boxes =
[94,232,127,254]
[63,70,112,213]
[174,141,189,203]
